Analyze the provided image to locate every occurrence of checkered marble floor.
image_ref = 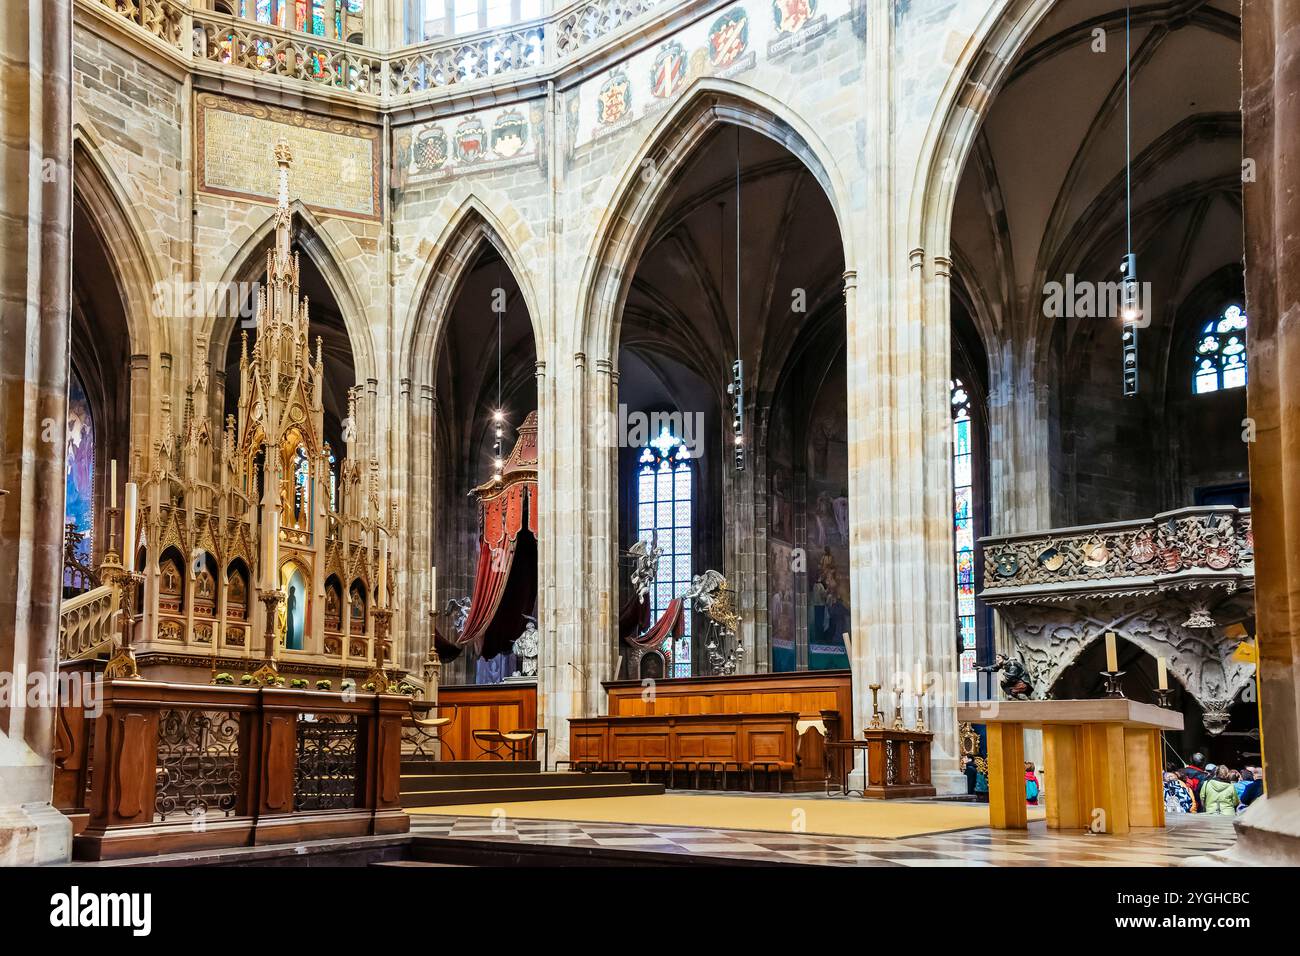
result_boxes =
[409,807,1238,866]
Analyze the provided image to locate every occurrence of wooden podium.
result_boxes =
[957,699,1183,834]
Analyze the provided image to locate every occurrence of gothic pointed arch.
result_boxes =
[576,78,854,365]
[71,130,162,360]
[206,199,375,387]
[400,194,544,389]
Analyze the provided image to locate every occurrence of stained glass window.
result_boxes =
[1193,305,1248,395]
[310,0,326,35]
[293,445,310,523]
[637,429,693,678]
[254,0,273,23]
[951,380,977,684]
[64,371,95,588]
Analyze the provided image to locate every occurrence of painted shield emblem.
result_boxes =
[651,41,687,99]
[454,117,487,164]
[414,126,448,172]
[598,70,631,125]
[772,0,817,34]
[709,8,750,68]
[491,109,529,159]
[1129,530,1156,564]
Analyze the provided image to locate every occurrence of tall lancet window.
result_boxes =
[636,429,693,678]
[1193,305,1248,394]
[64,370,95,589]
[951,380,977,685]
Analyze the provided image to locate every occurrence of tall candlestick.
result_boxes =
[110,460,117,508]
[1157,656,1168,691]
[122,482,137,560]
[267,511,279,587]
[1105,631,1118,672]
[378,551,388,608]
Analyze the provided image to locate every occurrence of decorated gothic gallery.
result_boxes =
[3,0,1296,870]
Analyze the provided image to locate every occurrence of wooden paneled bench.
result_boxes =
[569,712,826,792]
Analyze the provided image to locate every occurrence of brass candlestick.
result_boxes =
[422,608,442,700]
[868,682,884,730]
[102,562,143,681]
[249,589,285,686]
[915,694,927,732]
[892,687,906,731]
[366,606,393,692]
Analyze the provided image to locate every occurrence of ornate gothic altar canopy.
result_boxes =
[455,411,539,659]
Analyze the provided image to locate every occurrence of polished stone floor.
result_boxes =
[409,806,1238,866]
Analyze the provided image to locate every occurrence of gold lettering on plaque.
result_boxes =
[197,94,379,220]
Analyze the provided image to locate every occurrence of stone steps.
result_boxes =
[398,757,664,808]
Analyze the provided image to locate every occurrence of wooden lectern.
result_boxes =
[956,699,1183,834]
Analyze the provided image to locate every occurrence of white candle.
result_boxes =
[1157,656,1168,691]
[122,483,137,560]
[1105,631,1118,673]
[110,460,117,508]
[267,511,279,586]
[378,551,388,608]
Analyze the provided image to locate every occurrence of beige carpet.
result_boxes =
[410,794,1047,839]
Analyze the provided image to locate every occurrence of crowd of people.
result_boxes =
[961,750,1263,816]
[1163,753,1264,815]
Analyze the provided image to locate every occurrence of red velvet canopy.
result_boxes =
[453,412,539,659]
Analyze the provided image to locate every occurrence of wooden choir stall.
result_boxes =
[568,670,852,791]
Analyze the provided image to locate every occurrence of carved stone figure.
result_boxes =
[512,615,539,678]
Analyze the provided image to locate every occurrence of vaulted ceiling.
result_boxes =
[620,124,847,411]
[951,0,1243,370]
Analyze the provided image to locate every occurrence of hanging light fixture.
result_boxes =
[1120,0,1141,397]
[729,127,745,471]
[492,264,505,483]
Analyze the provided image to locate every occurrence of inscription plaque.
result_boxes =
[197,93,380,221]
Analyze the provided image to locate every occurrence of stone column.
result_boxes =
[1208,0,1300,865]
[0,0,74,864]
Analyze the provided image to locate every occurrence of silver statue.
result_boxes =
[511,614,540,679]
[687,570,744,675]
[445,595,471,634]
[628,537,662,601]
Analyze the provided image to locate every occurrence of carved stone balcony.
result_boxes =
[979,506,1253,605]
[82,0,677,103]
[978,507,1255,736]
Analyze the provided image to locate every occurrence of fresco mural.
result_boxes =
[806,359,849,670]
[64,371,94,587]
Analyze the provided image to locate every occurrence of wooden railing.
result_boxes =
[74,680,408,860]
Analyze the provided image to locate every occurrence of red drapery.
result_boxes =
[623,597,684,649]
[455,482,538,658]
[618,592,652,640]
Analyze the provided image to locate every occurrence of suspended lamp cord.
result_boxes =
[735,126,741,356]
[1124,0,1132,256]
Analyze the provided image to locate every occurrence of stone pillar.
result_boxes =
[0,0,74,864]
[1207,0,1300,865]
